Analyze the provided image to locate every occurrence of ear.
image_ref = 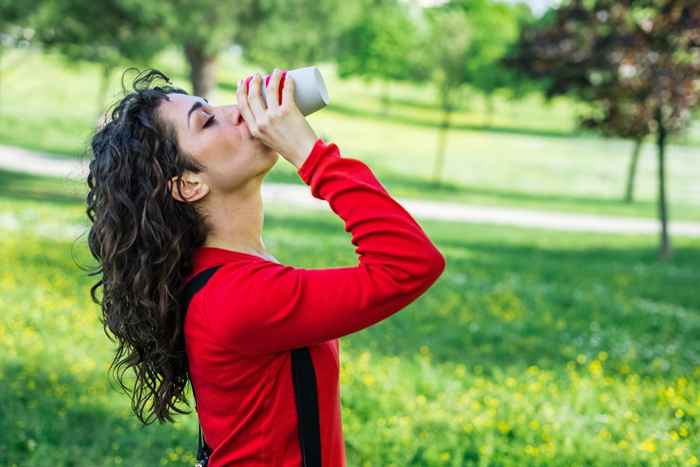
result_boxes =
[168,173,210,203]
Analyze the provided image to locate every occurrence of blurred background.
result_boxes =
[0,0,698,465]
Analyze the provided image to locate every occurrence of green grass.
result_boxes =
[1,170,698,466]
[1,47,700,222]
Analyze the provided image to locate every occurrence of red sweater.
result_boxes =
[184,138,446,466]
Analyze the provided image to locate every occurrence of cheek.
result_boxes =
[199,128,245,166]
[208,148,257,192]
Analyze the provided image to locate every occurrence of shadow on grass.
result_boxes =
[0,169,85,207]
[373,171,645,209]
[326,102,582,140]
[0,113,93,159]
[0,360,198,466]
[372,243,698,376]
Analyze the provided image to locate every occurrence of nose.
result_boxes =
[211,103,244,125]
[227,104,244,125]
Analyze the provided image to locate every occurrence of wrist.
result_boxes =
[290,135,319,170]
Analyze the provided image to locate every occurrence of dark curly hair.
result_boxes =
[85,67,212,424]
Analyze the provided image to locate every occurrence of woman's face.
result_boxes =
[158,92,278,198]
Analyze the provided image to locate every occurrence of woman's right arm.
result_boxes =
[203,138,445,356]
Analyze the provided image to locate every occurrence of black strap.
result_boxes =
[291,347,322,467]
[181,265,223,466]
[181,264,322,467]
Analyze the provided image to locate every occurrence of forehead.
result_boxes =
[158,93,206,132]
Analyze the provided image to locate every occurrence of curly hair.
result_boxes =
[85,68,212,424]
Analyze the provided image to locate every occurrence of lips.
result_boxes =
[235,114,251,139]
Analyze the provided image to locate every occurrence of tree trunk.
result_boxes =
[655,111,671,260]
[379,79,391,117]
[433,108,452,185]
[184,44,218,99]
[95,64,114,122]
[623,137,644,203]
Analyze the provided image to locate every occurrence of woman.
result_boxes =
[86,67,445,466]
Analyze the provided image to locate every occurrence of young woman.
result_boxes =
[86,67,445,466]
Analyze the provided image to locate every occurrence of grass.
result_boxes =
[1,47,700,222]
[1,169,698,466]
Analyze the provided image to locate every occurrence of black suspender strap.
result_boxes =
[181,264,322,467]
[181,265,223,467]
[291,347,322,467]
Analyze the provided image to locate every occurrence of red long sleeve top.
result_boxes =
[184,138,446,466]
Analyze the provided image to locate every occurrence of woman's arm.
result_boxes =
[204,138,446,356]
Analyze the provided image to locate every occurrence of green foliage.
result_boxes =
[156,0,269,97]
[417,0,533,109]
[1,171,699,465]
[237,0,346,70]
[161,0,252,58]
[32,0,168,67]
[423,6,472,109]
[0,0,41,34]
[456,0,523,97]
[336,0,429,84]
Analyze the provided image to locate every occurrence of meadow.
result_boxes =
[1,168,698,466]
[1,46,700,221]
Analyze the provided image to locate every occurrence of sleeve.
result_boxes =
[204,137,446,356]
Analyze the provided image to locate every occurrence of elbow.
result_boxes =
[371,245,446,291]
[426,249,446,282]
[414,246,446,285]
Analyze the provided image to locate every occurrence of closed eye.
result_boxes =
[203,114,216,129]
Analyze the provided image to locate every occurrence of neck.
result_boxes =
[202,178,267,257]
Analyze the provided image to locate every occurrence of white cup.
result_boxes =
[243,66,330,116]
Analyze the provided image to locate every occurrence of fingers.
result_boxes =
[265,68,282,110]
[236,78,256,129]
[281,71,295,111]
[248,73,268,123]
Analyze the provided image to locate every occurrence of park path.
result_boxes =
[2,143,700,237]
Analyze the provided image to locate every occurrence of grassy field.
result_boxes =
[1,47,700,222]
[1,169,698,466]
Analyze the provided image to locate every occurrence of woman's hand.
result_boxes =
[237,69,319,169]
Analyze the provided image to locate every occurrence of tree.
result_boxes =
[236,0,345,72]
[161,0,269,99]
[581,98,650,204]
[411,1,532,184]
[33,0,168,117]
[421,5,473,185]
[335,0,429,116]
[453,0,522,127]
[504,0,700,259]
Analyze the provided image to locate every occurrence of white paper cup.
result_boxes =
[243,66,330,116]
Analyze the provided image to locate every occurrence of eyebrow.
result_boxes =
[187,98,209,129]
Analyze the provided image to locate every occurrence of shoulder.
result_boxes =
[203,258,303,308]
